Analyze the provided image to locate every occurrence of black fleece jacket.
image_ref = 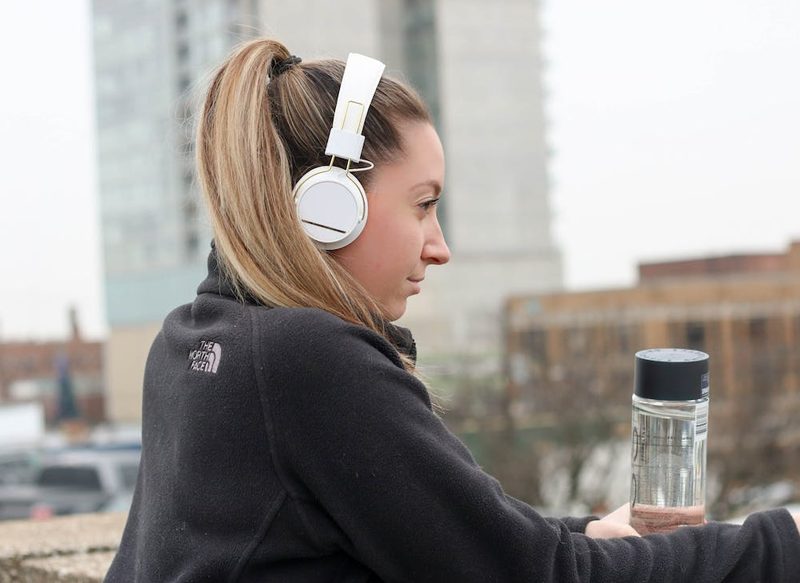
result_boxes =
[106,248,800,582]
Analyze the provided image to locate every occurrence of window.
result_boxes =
[566,327,588,356]
[686,321,705,351]
[175,11,188,31]
[37,466,102,491]
[749,317,768,343]
[118,463,140,490]
[183,197,197,221]
[617,324,639,353]
[177,42,190,63]
[182,168,193,188]
[178,75,191,95]
[185,230,200,257]
[521,328,547,358]
[793,316,800,379]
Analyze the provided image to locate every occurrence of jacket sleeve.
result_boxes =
[559,515,597,534]
[257,308,800,583]
[503,493,597,534]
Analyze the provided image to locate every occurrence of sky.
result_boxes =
[542,0,800,287]
[0,0,799,341]
[0,1,100,340]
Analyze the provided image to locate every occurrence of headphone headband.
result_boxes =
[324,53,386,163]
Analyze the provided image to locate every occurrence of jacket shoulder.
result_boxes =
[250,306,402,366]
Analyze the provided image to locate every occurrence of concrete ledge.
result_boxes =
[11,552,117,583]
[0,513,125,583]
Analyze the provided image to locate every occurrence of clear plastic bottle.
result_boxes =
[630,348,709,535]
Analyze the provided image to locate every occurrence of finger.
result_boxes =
[604,503,631,523]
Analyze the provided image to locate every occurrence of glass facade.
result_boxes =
[403,0,441,126]
[401,0,447,235]
[92,0,247,325]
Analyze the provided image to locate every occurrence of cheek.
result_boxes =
[356,215,402,278]
[341,214,418,289]
[335,215,398,281]
[364,214,420,271]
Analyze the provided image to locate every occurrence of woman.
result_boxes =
[105,38,800,582]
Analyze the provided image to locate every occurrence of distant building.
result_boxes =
[0,309,105,425]
[93,0,561,422]
[504,241,800,442]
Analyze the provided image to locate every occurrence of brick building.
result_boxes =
[504,241,800,482]
[0,309,105,425]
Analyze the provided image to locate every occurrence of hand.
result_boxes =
[585,504,641,539]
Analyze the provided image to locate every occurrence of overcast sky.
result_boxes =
[1,0,799,341]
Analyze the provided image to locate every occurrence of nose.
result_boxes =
[422,216,451,266]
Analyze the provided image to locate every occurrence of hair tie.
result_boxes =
[271,55,302,78]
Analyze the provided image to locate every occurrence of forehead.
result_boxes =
[395,122,445,184]
[364,122,444,199]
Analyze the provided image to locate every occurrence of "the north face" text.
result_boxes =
[188,340,222,373]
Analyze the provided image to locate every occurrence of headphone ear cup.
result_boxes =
[293,166,368,250]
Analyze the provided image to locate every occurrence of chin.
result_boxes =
[383,301,408,322]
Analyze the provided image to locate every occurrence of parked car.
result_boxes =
[0,449,41,486]
[0,448,140,521]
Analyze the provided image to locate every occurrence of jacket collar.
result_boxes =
[197,242,417,364]
[382,320,417,365]
[196,241,248,301]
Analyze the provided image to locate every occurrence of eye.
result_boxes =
[418,198,440,212]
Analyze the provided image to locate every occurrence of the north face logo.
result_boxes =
[188,340,222,373]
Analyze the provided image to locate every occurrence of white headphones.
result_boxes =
[292,53,386,250]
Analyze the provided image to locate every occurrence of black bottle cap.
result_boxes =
[634,348,710,401]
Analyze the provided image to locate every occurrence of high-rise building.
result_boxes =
[92,0,561,422]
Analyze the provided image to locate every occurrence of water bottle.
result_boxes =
[630,348,709,535]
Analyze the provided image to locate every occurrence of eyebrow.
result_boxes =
[410,179,442,196]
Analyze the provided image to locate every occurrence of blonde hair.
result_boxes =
[196,38,431,372]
